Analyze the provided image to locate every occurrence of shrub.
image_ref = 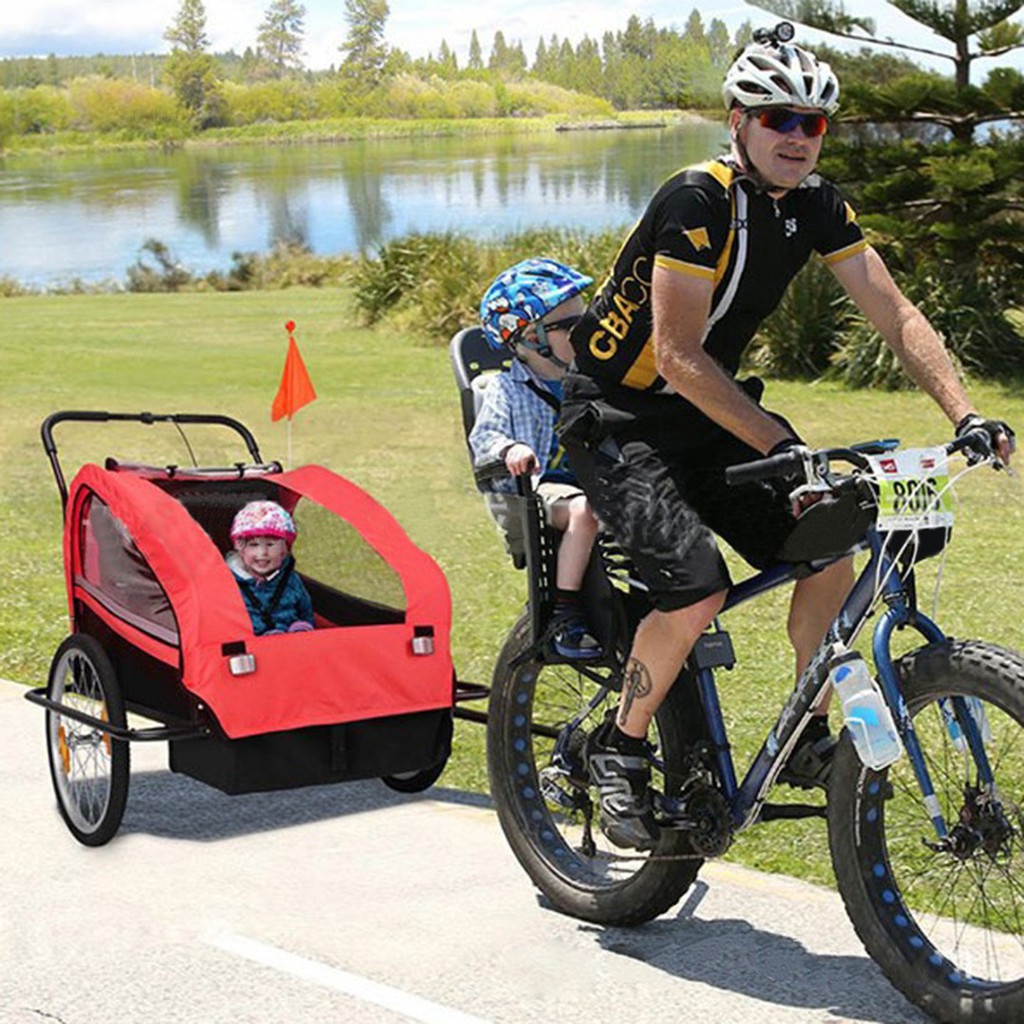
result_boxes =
[3,84,73,135]
[221,79,317,126]
[350,228,624,342]
[830,262,1024,389]
[67,76,182,136]
[125,239,194,292]
[0,276,32,297]
[205,242,352,291]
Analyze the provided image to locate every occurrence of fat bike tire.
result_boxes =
[487,612,703,926]
[828,640,1024,1023]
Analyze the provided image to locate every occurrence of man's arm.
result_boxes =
[651,262,794,455]
[828,246,975,425]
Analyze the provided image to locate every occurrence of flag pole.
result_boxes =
[272,319,317,466]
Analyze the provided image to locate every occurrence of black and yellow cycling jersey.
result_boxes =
[569,158,867,391]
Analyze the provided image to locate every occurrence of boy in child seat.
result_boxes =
[471,257,602,660]
[227,500,315,635]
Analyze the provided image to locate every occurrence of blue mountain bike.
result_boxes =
[485,434,1023,1024]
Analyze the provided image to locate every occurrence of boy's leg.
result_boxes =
[546,493,598,591]
[540,485,603,659]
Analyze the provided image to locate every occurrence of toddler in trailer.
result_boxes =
[227,500,315,635]
[471,257,602,660]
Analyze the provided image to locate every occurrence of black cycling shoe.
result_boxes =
[584,718,661,851]
[777,732,837,791]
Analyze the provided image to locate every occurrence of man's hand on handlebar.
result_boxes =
[954,414,1016,469]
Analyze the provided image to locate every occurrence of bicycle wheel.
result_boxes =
[46,634,130,846]
[487,612,704,926]
[829,640,1024,1023]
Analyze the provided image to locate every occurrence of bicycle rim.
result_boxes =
[47,645,117,834]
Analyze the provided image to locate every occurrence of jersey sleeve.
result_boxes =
[815,182,868,267]
[650,183,728,283]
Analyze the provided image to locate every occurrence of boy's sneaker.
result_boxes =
[584,717,660,851]
[551,614,603,660]
[777,732,837,790]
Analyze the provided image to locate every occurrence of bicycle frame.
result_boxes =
[692,525,996,836]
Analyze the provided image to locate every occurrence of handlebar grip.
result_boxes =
[473,458,511,485]
[725,449,804,486]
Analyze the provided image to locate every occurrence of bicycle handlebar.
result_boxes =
[723,436,994,491]
[724,448,806,486]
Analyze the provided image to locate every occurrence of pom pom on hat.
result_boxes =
[230,501,297,547]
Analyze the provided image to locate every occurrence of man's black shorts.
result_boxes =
[559,373,798,612]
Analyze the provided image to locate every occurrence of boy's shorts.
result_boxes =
[536,480,586,524]
[559,375,799,612]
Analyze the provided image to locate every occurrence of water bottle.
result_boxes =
[829,647,903,770]
[940,696,992,753]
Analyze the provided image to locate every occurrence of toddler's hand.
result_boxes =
[288,620,314,633]
[505,443,538,477]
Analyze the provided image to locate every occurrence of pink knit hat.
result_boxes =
[230,501,297,547]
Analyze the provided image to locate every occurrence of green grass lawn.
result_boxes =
[3,287,1022,885]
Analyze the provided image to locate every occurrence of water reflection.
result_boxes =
[0,122,727,286]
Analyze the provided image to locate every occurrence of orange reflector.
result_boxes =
[101,707,111,755]
[58,726,70,775]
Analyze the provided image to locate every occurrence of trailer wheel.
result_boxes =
[46,634,129,846]
[381,760,446,793]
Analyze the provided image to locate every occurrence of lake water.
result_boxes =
[0,122,727,288]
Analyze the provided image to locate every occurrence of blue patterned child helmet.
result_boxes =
[479,258,593,351]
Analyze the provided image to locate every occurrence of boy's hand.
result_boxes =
[504,443,539,477]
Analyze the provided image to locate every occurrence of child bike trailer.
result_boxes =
[27,411,474,846]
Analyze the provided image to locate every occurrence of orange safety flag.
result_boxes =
[271,320,317,422]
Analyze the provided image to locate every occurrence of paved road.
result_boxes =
[0,679,931,1024]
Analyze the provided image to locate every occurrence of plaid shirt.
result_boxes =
[468,359,572,494]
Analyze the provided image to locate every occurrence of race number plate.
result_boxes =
[866,447,955,531]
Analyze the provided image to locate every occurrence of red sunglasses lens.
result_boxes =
[757,109,828,138]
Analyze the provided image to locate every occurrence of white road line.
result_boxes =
[206,926,493,1024]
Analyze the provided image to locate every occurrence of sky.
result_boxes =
[1,1,1022,74]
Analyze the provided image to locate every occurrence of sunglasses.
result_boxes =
[754,108,829,138]
[538,315,582,334]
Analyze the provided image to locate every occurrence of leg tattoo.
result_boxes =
[619,657,653,727]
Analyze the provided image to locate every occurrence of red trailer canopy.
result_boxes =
[64,463,453,739]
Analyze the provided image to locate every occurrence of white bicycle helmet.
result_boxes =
[723,39,840,116]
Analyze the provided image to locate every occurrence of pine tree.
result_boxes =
[489,30,509,72]
[163,0,225,127]
[164,0,209,53]
[468,30,483,71]
[339,0,391,88]
[257,0,306,77]
[437,39,458,76]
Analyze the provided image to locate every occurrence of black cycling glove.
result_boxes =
[954,414,1016,465]
[766,435,805,458]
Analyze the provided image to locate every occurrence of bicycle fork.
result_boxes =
[872,601,999,846]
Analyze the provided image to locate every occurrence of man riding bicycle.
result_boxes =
[557,24,1016,851]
